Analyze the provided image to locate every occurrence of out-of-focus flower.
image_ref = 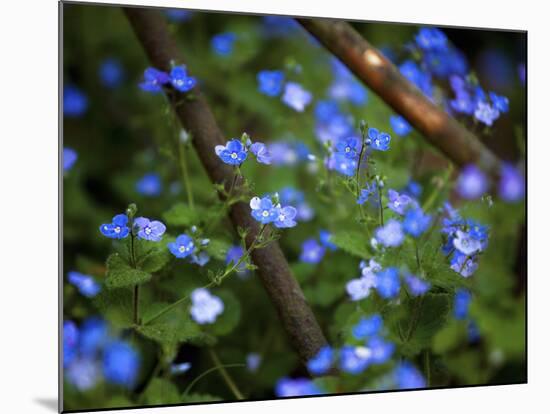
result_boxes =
[282,82,312,112]
[190,288,224,324]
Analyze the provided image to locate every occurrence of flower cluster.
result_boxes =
[249,195,297,228]
[256,68,312,112]
[215,137,273,166]
[168,229,211,267]
[456,163,525,203]
[139,65,196,94]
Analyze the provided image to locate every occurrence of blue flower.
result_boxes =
[450,251,478,277]
[66,357,100,391]
[215,139,248,165]
[63,320,79,368]
[330,152,358,177]
[474,101,500,126]
[170,65,196,93]
[246,353,262,373]
[99,58,124,88]
[357,182,377,205]
[226,245,247,275]
[390,115,412,137]
[400,60,433,97]
[68,271,101,298]
[375,219,405,247]
[282,82,312,112]
[367,128,391,151]
[307,345,333,375]
[257,70,285,97]
[273,206,298,229]
[79,317,110,357]
[346,274,376,301]
[329,58,368,106]
[299,238,325,264]
[316,114,354,144]
[63,147,78,172]
[314,100,340,122]
[168,234,195,258]
[103,341,140,388]
[100,214,129,239]
[456,164,488,199]
[394,362,426,389]
[136,173,162,196]
[489,92,509,113]
[134,217,166,242]
[403,180,422,198]
[450,90,476,115]
[190,288,224,324]
[64,85,88,117]
[403,208,431,237]
[170,362,192,375]
[453,230,482,255]
[453,288,472,319]
[139,67,170,93]
[368,336,395,364]
[250,196,278,224]
[335,136,360,159]
[387,189,417,215]
[375,267,401,299]
[279,187,314,221]
[352,314,383,339]
[211,32,236,56]
[249,142,272,164]
[405,274,431,296]
[415,27,448,51]
[340,345,371,374]
[165,9,193,22]
[275,377,322,397]
[499,163,525,202]
[319,230,337,251]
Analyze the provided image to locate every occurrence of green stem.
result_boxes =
[219,224,266,283]
[376,181,384,226]
[422,163,453,212]
[207,348,244,400]
[182,363,245,398]
[424,349,431,387]
[415,241,421,272]
[178,140,194,208]
[133,285,140,325]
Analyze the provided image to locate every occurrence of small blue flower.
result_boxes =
[275,377,322,397]
[168,234,195,258]
[273,206,298,229]
[404,274,431,296]
[249,142,272,164]
[450,90,476,115]
[64,85,88,117]
[170,362,192,375]
[100,214,129,239]
[314,100,340,122]
[375,219,405,247]
[453,230,482,255]
[63,320,79,368]
[403,180,422,198]
[68,271,101,298]
[139,67,170,93]
[453,288,472,319]
[375,268,401,299]
[190,288,224,324]
[340,345,371,374]
[394,362,426,389]
[215,139,248,165]
[352,314,383,339]
[346,274,376,301]
[79,317,110,357]
[387,189,417,216]
[103,341,140,388]
[226,245,247,275]
[66,357,100,391]
[400,60,433,97]
[456,164,488,199]
[489,92,509,113]
[403,208,431,237]
[299,238,325,264]
[368,336,395,364]
[63,147,78,172]
[357,182,377,205]
[415,27,448,51]
[189,251,211,267]
[367,128,391,151]
[319,230,337,251]
[99,58,124,88]
[474,101,500,126]
[134,217,166,242]
[467,320,481,343]
[257,70,285,97]
[499,163,525,202]
[307,345,333,375]
[450,251,478,277]
[282,82,312,112]
[170,66,196,93]
[331,152,358,177]
[250,196,278,224]
[136,173,162,197]
[335,136,360,159]
[390,115,412,137]
[211,32,236,56]
[246,353,262,373]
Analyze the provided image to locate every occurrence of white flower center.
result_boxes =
[231,152,238,159]
[175,79,183,86]
[262,210,269,217]
[114,227,121,233]
[345,147,351,153]
[278,214,285,221]
[355,346,372,359]
[179,245,187,253]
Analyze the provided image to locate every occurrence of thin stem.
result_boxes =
[219,224,266,283]
[424,349,431,387]
[207,348,244,400]
[376,181,384,227]
[415,241,421,272]
[182,363,245,398]
[178,140,194,208]
[133,285,140,325]
[422,163,453,212]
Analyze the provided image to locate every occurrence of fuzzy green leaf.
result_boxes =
[143,378,181,405]
[105,253,151,289]
[331,230,370,259]
[163,203,200,227]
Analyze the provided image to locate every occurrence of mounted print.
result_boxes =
[61,1,527,412]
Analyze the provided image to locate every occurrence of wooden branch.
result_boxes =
[297,18,503,178]
[123,8,327,364]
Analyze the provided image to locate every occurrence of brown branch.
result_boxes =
[297,18,502,179]
[123,7,327,364]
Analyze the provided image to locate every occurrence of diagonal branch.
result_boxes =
[123,7,327,364]
[297,18,502,179]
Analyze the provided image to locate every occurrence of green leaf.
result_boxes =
[143,378,181,405]
[138,244,172,273]
[432,319,467,354]
[105,253,152,289]
[92,288,133,328]
[163,203,200,227]
[205,238,231,261]
[331,230,371,259]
